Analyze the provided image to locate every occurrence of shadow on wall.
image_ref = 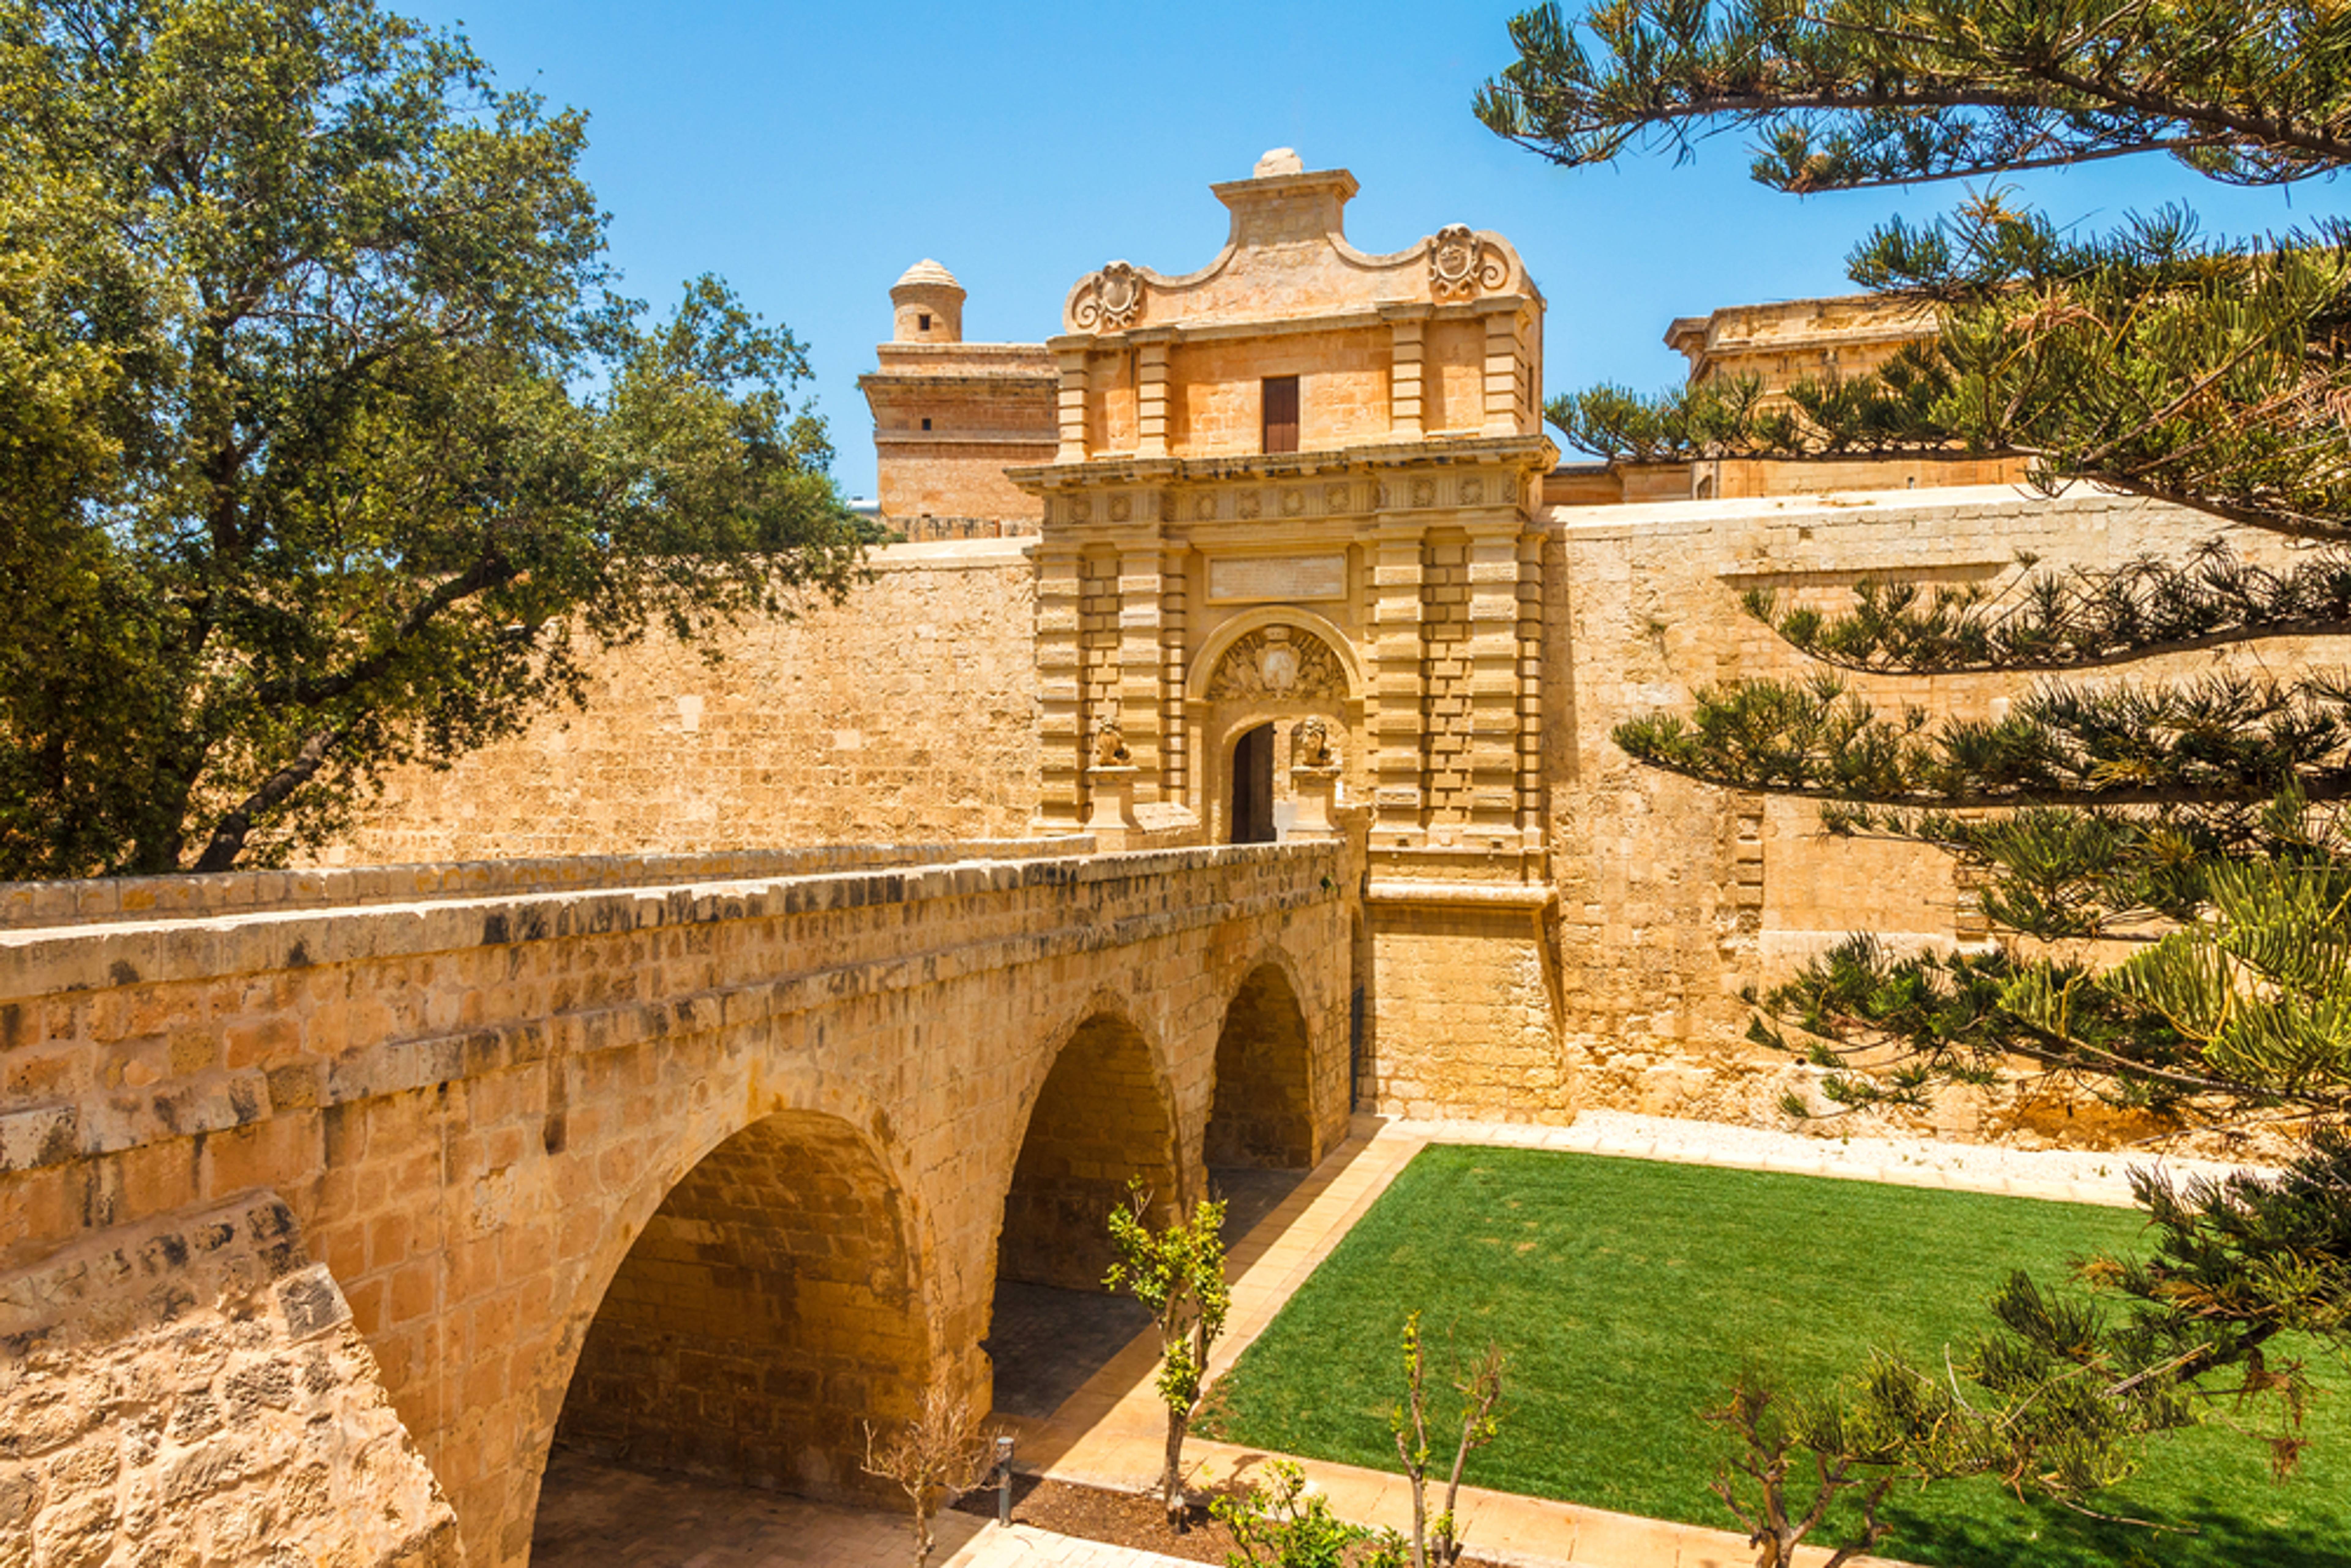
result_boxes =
[1205,963,1316,1169]
[551,1109,927,1503]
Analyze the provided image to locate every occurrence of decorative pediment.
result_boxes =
[1058,152,1535,336]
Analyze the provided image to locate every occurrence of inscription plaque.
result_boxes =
[1207,553,1346,604]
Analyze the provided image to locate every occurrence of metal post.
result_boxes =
[995,1433,1016,1524]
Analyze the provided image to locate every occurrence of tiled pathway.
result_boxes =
[534,1111,2252,1567]
[530,1452,1199,1567]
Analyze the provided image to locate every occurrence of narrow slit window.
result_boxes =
[1262,375,1299,454]
[918,313,932,331]
[921,417,932,431]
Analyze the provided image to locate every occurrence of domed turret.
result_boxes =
[891,259,965,343]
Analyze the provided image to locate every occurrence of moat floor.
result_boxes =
[986,1167,1302,1420]
[530,1451,1194,1566]
[534,1115,2206,1568]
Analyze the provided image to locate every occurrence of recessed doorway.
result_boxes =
[1230,723,1276,844]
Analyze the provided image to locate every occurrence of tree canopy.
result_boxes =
[1482,0,2351,1526]
[0,0,868,878]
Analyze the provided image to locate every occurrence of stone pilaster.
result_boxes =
[1463,520,1523,836]
[1384,307,1428,440]
[1055,347,1089,462]
[1033,541,1085,829]
[1113,524,1166,795]
[1482,308,1521,435]
[1135,333,1173,459]
[1515,525,1546,839]
[1419,535,1471,825]
[1159,546,1190,803]
[1368,520,1426,835]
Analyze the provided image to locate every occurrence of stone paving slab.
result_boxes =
[1421,1108,2267,1208]
[530,1454,1199,1568]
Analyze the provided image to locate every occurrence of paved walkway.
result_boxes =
[531,1453,1199,1567]
[534,1110,2251,1567]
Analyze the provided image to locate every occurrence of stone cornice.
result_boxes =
[857,370,1057,392]
[1006,433,1558,493]
[1044,294,1532,355]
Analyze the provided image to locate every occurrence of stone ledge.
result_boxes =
[0,837,1096,933]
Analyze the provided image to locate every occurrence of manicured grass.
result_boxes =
[1200,1144,2351,1568]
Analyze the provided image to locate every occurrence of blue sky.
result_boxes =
[406,1,2321,499]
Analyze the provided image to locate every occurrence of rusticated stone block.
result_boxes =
[0,1195,457,1568]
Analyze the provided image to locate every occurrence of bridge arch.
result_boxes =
[995,990,1183,1292]
[545,1096,930,1505]
[1205,952,1318,1169]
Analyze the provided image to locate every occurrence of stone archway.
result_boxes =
[547,1109,928,1503]
[997,1009,1181,1290]
[1195,621,1357,844]
[1205,962,1316,1170]
[987,1006,1180,1418]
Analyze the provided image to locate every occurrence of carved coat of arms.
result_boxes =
[1430,224,1505,301]
[1078,260,1145,331]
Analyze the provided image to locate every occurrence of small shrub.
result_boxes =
[1213,1459,1403,1568]
[860,1381,999,1568]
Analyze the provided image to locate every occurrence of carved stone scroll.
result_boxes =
[1074,260,1146,331]
[1429,224,1509,302]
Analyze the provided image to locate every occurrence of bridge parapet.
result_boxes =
[1,839,1356,1568]
[0,836,1099,931]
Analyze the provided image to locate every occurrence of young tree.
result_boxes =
[0,0,868,878]
[1106,1179,1232,1526]
[1388,1313,1504,1568]
[1211,1459,1397,1568]
[860,1382,999,1568]
[1478,0,2351,1490]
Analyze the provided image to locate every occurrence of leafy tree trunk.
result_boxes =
[1160,1399,1187,1521]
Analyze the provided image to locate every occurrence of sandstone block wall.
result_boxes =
[0,1194,457,1568]
[333,540,1041,865]
[1542,483,2332,1132]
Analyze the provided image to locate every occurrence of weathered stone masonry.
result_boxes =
[2,841,1351,1567]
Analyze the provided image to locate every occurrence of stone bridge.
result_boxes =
[0,838,1355,1568]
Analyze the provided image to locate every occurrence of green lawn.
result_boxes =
[1199,1144,2351,1568]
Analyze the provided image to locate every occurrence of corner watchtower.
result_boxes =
[860,261,1056,533]
[891,259,965,343]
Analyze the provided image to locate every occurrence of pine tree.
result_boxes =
[1480,0,2351,1509]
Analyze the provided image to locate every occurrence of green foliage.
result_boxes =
[1744,543,2351,676]
[1212,1460,1400,1568]
[1107,1181,1233,1417]
[1107,1179,1232,1517]
[0,0,866,876]
[1754,799,2351,1118]
[1387,1312,1504,1568]
[1476,0,2351,191]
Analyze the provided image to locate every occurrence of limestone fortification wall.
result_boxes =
[325,481,2330,1143]
[334,539,1041,864]
[1535,482,2333,1138]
